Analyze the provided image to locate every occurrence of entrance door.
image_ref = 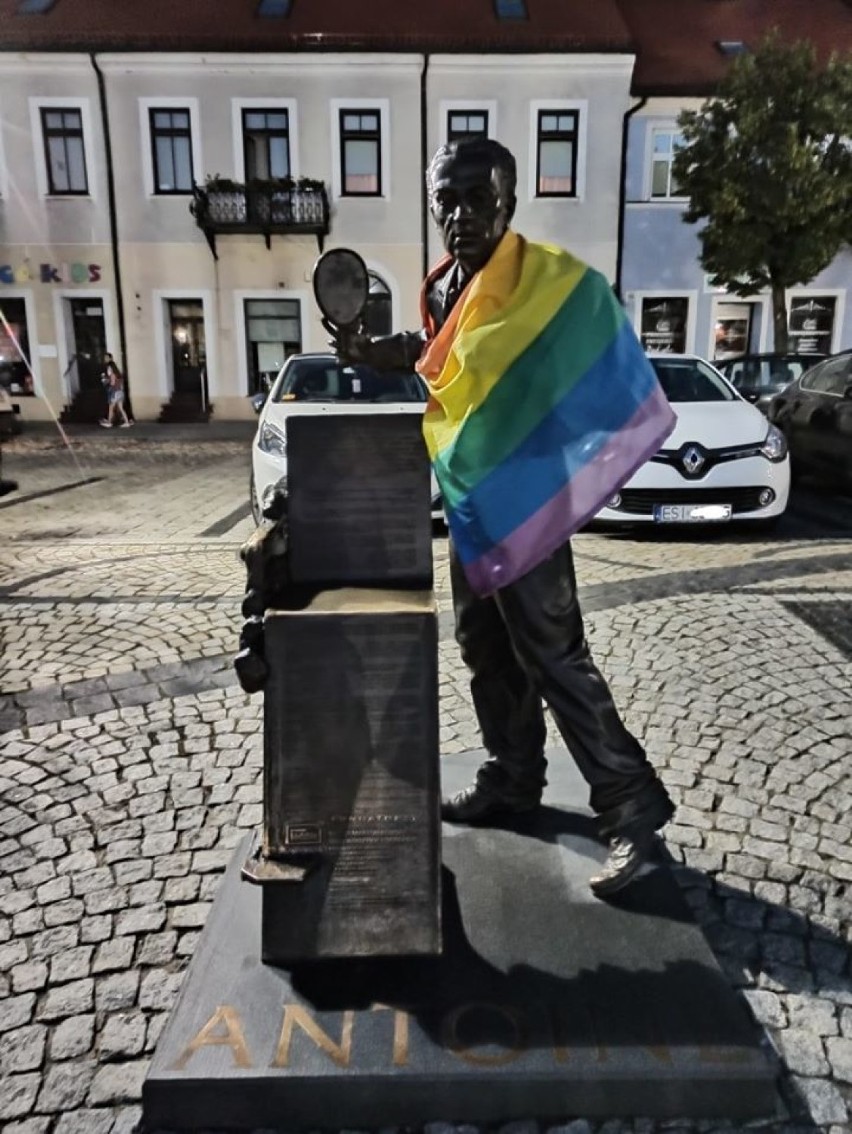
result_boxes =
[365,272,392,337]
[68,299,107,390]
[169,300,206,401]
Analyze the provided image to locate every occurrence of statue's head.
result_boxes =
[426,138,517,274]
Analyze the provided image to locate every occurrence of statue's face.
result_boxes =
[429,155,515,274]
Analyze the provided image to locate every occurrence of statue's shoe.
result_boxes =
[589,832,656,898]
[441,782,541,825]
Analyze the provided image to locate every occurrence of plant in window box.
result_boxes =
[201,175,247,224]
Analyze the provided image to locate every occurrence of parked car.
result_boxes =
[715,352,825,415]
[594,354,790,527]
[250,353,442,525]
[766,349,852,487]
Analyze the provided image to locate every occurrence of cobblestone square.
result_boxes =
[0,426,850,1134]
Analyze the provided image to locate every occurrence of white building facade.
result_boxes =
[0,48,634,423]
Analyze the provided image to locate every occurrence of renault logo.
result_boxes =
[682,445,705,475]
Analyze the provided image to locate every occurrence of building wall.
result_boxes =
[1,48,635,423]
[425,54,634,279]
[0,55,120,420]
[623,97,852,361]
[100,53,425,420]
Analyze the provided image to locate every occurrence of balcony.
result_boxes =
[190,177,330,259]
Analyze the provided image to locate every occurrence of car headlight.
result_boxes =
[258,420,287,457]
[760,424,788,462]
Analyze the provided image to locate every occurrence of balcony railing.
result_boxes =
[190,178,331,259]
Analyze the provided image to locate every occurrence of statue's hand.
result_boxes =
[322,318,372,365]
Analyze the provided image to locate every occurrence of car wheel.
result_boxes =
[250,473,262,526]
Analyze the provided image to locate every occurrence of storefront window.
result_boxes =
[0,299,34,395]
[713,302,752,361]
[788,295,836,356]
[245,298,301,395]
[639,297,689,354]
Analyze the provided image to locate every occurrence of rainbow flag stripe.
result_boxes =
[417,231,676,596]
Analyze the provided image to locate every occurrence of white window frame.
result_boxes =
[330,98,391,201]
[232,288,309,396]
[528,99,587,203]
[439,100,498,148]
[139,98,202,198]
[152,289,216,399]
[0,288,41,396]
[231,98,300,184]
[644,123,688,202]
[29,96,98,200]
[631,289,698,355]
[785,287,845,355]
[51,288,117,404]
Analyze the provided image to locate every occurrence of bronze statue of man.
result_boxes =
[329,138,675,897]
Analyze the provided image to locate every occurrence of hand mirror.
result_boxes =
[312,248,370,330]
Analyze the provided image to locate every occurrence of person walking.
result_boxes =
[100,352,132,428]
[327,138,677,898]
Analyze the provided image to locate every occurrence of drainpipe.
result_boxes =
[420,52,431,282]
[615,94,647,304]
[90,53,132,418]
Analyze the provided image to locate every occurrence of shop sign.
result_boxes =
[0,262,102,285]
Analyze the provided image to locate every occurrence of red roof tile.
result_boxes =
[0,0,634,53]
[617,0,852,95]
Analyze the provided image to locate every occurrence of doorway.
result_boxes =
[67,298,107,391]
[168,300,207,402]
[364,272,392,337]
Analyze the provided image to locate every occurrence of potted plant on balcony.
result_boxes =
[201,175,247,224]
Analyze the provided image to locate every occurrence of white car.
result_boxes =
[250,353,442,524]
[595,354,790,527]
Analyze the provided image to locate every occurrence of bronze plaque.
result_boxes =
[286,413,433,587]
[261,589,440,959]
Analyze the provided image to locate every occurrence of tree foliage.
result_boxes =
[673,35,852,350]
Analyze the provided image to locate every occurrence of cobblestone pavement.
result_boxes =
[0,429,851,1134]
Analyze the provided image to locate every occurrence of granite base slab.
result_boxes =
[143,749,777,1130]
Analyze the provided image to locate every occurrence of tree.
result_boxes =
[673,35,852,352]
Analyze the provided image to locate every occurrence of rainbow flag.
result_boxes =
[417,230,676,597]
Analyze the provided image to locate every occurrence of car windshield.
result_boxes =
[650,358,735,403]
[720,357,812,394]
[271,360,427,404]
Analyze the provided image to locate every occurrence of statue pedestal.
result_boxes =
[253,588,441,961]
[242,411,441,960]
[143,750,777,1131]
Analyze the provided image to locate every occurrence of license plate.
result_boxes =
[653,503,732,523]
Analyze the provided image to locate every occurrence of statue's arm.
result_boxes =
[324,320,426,372]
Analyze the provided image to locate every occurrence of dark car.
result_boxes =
[715,353,826,415]
[767,350,852,486]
